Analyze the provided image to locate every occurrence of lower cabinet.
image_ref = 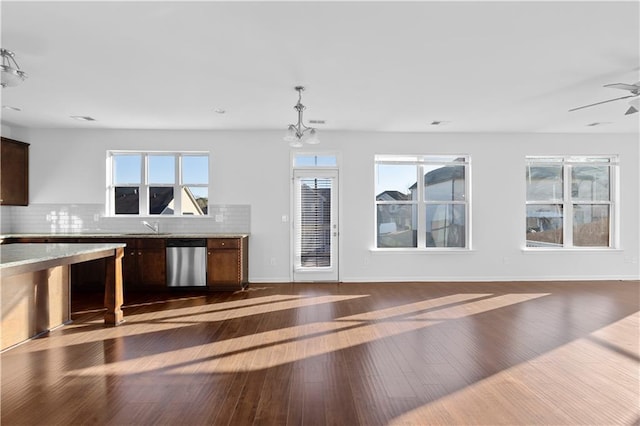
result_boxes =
[207,237,249,290]
[6,235,248,293]
[124,239,166,290]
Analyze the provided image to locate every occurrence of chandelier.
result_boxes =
[284,86,319,147]
[1,48,27,88]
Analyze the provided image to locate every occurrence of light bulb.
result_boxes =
[306,128,320,145]
[283,125,296,142]
[289,139,303,148]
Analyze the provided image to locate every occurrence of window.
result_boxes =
[375,155,470,249]
[525,156,617,248]
[293,153,338,168]
[108,151,209,216]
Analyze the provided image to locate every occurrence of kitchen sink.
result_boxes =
[121,233,172,237]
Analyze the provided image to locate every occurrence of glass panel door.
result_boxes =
[293,169,338,281]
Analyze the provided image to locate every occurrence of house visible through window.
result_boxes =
[525,156,617,248]
[108,151,209,216]
[375,155,470,249]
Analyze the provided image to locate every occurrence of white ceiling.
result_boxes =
[1,1,639,133]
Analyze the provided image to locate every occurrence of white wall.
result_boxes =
[2,125,639,281]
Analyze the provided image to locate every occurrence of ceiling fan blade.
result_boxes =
[625,106,638,115]
[604,83,640,92]
[568,95,636,112]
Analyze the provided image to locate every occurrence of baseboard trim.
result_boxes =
[340,275,639,283]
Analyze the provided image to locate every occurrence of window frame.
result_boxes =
[525,155,618,249]
[107,150,210,217]
[374,154,471,250]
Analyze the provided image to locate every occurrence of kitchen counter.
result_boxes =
[1,243,126,351]
[1,233,249,240]
[0,242,125,276]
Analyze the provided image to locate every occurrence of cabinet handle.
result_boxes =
[221,242,225,246]
[208,252,211,255]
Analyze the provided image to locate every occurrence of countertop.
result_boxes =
[1,233,249,239]
[0,242,126,277]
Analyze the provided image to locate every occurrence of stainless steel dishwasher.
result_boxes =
[166,239,207,287]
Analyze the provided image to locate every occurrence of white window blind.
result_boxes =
[295,177,333,268]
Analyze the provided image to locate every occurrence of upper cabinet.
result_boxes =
[1,137,29,206]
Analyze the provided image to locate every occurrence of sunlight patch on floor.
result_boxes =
[20,294,361,352]
[68,293,549,376]
[389,310,640,426]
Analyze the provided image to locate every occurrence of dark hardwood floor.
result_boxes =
[2,281,639,425]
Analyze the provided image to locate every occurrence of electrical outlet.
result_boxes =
[215,214,223,222]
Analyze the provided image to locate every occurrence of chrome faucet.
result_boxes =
[142,220,159,234]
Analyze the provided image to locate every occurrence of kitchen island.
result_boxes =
[2,234,249,291]
[0,243,125,351]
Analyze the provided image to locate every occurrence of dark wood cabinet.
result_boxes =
[70,238,166,292]
[0,137,29,206]
[121,239,140,287]
[5,235,249,292]
[207,237,248,290]
[11,237,167,291]
[126,238,166,289]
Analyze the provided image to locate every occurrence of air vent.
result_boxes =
[308,120,325,124]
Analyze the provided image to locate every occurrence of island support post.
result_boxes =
[103,246,124,325]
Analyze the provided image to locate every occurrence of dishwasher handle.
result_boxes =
[166,238,207,247]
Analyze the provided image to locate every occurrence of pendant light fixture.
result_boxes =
[284,86,319,147]
[1,48,27,88]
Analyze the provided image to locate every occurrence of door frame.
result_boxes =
[290,153,341,282]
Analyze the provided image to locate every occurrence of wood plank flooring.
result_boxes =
[2,281,639,425]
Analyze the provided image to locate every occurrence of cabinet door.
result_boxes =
[123,247,139,286]
[208,249,240,285]
[139,248,166,287]
[0,138,29,206]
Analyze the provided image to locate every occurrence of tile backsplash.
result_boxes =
[0,203,250,234]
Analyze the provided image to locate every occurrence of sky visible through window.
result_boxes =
[113,153,209,207]
[148,155,175,184]
[113,154,208,186]
[376,164,416,196]
[376,164,456,196]
[114,154,141,184]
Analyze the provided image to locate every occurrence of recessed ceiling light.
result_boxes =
[431,120,451,126]
[2,105,21,111]
[213,108,226,114]
[70,116,96,121]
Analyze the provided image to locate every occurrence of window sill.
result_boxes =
[521,247,622,253]
[370,248,475,254]
[101,215,211,219]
